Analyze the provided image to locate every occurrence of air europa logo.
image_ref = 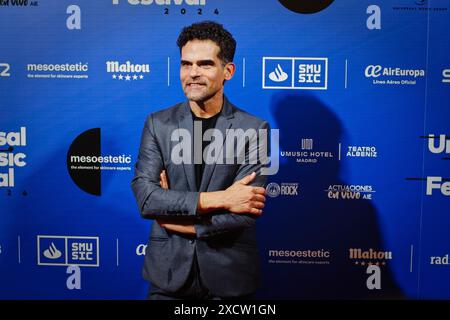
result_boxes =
[67,128,132,196]
[278,0,335,14]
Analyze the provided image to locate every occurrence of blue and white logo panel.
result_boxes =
[263,57,328,90]
[263,57,293,88]
[294,58,327,89]
[37,235,99,267]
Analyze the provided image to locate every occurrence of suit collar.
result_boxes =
[177,95,235,192]
[178,95,235,121]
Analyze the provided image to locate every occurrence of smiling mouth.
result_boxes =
[187,83,206,88]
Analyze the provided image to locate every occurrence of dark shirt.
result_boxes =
[191,110,220,191]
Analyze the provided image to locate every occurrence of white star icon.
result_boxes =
[133,74,138,80]
[112,74,117,79]
[139,75,144,79]
[125,74,131,81]
[118,74,123,80]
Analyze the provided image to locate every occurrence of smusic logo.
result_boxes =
[37,235,99,267]
[67,128,132,196]
[443,69,450,83]
[263,57,328,90]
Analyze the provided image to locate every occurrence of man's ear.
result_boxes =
[224,62,236,80]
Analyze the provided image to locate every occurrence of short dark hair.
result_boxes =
[177,21,236,64]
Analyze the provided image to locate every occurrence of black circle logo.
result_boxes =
[278,0,335,14]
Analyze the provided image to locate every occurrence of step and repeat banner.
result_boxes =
[0,0,449,299]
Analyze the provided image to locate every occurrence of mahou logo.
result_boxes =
[106,60,150,81]
[278,0,335,14]
[349,248,393,267]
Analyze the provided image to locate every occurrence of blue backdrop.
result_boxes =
[0,0,449,299]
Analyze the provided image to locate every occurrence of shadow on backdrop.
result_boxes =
[256,92,404,299]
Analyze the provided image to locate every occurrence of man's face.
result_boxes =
[180,39,233,103]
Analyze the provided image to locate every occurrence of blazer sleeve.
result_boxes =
[131,114,201,219]
[194,121,271,239]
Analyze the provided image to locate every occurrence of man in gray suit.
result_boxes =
[131,21,270,300]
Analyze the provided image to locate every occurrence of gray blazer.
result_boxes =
[131,96,269,297]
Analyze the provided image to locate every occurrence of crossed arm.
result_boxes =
[131,114,269,238]
[157,170,265,235]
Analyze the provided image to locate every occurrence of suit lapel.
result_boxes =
[199,97,234,192]
[177,101,197,192]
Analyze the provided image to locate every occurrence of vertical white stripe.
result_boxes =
[262,58,265,88]
[167,57,170,87]
[65,238,68,265]
[242,58,246,87]
[18,236,21,264]
[116,238,119,267]
[338,143,342,161]
[291,59,295,88]
[410,244,414,273]
[345,59,348,89]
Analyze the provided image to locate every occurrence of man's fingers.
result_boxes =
[252,194,266,203]
[251,201,265,209]
[160,170,169,189]
[159,177,167,189]
[252,186,266,195]
[249,208,263,216]
[156,219,166,227]
[238,171,256,185]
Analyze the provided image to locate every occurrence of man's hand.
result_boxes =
[222,172,266,215]
[159,170,169,189]
[157,170,196,235]
[197,172,266,216]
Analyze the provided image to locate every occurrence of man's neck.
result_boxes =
[189,92,224,119]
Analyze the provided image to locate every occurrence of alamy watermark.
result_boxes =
[170,122,279,175]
